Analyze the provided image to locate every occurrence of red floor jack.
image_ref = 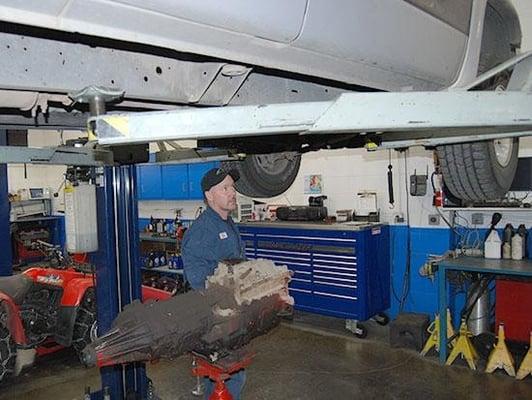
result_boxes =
[191,349,255,400]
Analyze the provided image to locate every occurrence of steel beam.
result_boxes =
[0,145,113,166]
[92,91,532,146]
[379,130,532,149]
[155,148,233,163]
[0,31,222,105]
[92,166,146,399]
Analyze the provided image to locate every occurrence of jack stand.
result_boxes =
[69,85,123,117]
[486,324,516,376]
[191,358,205,397]
[516,332,532,380]
[69,85,124,142]
[445,319,478,370]
[191,350,254,400]
[421,309,455,356]
[345,319,367,339]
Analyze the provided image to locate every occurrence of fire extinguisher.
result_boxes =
[431,172,443,207]
[433,189,443,207]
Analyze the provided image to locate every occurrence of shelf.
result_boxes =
[142,265,183,275]
[139,232,177,243]
[11,215,62,222]
[441,207,532,212]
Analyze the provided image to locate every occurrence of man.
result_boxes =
[181,167,246,399]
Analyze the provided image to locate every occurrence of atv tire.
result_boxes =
[72,289,97,363]
[223,152,301,198]
[0,307,16,382]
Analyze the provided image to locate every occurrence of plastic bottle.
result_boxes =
[174,211,181,235]
[503,223,514,244]
[502,242,512,259]
[517,224,528,258]
[148,216,154,232]
[511,233,523,260]
[484,229,501,259]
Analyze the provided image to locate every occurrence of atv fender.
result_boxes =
[0,294,27,345]
[60,278,94,307]
[55,278,94,346]
[54,306,79,347]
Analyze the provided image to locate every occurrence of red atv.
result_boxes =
[0,241,170,383]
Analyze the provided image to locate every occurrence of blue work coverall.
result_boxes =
[181,206,246,399]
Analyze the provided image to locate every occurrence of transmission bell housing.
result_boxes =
[83,259,294,367]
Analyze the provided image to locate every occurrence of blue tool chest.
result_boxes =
[238,222,390,321]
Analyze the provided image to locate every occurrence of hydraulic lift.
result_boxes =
[1,52,532,399]
[90,53,532,149]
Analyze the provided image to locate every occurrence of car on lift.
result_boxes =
[0,242,171,383]
[0,0,524,202]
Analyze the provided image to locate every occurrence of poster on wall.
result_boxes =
[304,174,323,194]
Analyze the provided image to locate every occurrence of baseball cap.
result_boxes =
[201,167,240,192]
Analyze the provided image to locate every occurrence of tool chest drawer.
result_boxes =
[239,223,389,321]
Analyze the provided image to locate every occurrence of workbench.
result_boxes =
[437,256,532,364]
[238,221,390,323]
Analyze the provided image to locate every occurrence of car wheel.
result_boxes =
[222,152,301,198]
[0,307,16,383]
[438,38,518,203]
[436,138,519,203]
[72,289,97,363]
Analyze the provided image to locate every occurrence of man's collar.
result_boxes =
[206,206,230,222]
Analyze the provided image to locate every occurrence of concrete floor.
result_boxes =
[1,316,532,400]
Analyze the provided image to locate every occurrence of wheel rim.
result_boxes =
[89,320,98,342]
[493,138,513,167]
[253,152,298,176]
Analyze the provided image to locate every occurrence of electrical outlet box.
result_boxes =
[410,174,428,196]
[471,213,484,225]
[428,214,440,226]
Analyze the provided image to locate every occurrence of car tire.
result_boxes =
[72,289,97,363]
[436,139,519,203]
[222,152,301,198]
[437,23,518,204]
[0,307,16,383]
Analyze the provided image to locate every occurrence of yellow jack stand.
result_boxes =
[485,324,515,376]
[445,319,478,370]
[421,309,455,356]
[516,332,532,380]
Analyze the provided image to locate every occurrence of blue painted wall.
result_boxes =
[389,226,455,320]
[389,224,532,326]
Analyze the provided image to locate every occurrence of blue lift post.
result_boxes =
[92,165,147,399]
[0,130,12,276]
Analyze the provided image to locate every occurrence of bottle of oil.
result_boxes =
[484,229,501,259]
[511,233,523,260]
[517,224,528,258]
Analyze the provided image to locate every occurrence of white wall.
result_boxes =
[7,130,85,212]
[256,137,532,229]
